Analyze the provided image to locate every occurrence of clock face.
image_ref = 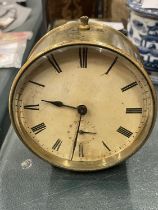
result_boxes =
[11,45,154,171]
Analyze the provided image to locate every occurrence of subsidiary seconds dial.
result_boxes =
[11,45,154,170]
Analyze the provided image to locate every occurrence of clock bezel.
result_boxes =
[9,42,157,171]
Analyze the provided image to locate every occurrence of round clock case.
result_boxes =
[9,17,156,171]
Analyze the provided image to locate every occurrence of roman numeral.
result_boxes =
[102,141,111,151]
[24,104,39,110]
[47,54,62,73]
[121,82,138,92]
[79,47,88,68]
[117,126,133,138]
[79,143,84,157]
[31,123,46,134]
[126,108,142,114]
[105,57,118,75]
[29,80,45,87]
[52,139,62,151]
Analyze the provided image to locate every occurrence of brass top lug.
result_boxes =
[79,16,90,30]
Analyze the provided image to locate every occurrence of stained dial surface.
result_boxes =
[12,45,153,168]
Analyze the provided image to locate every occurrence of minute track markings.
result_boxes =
[47,54,62,73]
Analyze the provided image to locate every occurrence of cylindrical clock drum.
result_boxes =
[9,17,157,171]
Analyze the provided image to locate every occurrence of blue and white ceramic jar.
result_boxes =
[127,0,158,83]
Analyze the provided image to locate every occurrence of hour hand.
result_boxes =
[41,100,77,110]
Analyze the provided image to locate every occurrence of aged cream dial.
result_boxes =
[10,45,155,170]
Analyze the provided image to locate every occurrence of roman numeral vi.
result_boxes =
[79,143,84,157]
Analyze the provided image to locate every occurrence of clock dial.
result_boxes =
[11,45,154,170]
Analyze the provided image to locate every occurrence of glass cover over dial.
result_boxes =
[11,45,154,171]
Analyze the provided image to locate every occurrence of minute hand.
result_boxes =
[41,100,77,110]
[70,105,88,160]
[71,114,82,160]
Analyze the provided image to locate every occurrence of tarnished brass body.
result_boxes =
[29,18,142,64]
[9,17,157,171]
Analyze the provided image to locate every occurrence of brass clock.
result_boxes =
[9,17,156,171]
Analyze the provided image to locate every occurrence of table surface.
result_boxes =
[0,88,158,210]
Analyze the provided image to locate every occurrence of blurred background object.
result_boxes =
[0,2,31,31]
[45,0,129,28]
[0,8,16,30]
[0,31,32,68]
[47,0,102,20]
[127,0,158,84]
[0,0,43,145]
[46,0,104,28]
[106,0,129,22]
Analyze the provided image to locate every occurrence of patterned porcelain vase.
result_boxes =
[127,0,158,83]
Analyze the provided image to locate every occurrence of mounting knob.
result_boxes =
[79,16,90,30]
